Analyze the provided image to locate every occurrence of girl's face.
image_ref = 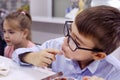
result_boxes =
[62,21,102,62]
[3,20,26,46]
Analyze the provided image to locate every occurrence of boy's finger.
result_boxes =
[45,48,62,55]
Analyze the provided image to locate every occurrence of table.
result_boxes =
[0,56,56,80]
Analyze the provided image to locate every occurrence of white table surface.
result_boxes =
[0,56,55,80]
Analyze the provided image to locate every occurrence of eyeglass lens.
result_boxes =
[64,21,72,36]
[68,35,77,51]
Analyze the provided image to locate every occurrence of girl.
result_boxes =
[3,10,35,58]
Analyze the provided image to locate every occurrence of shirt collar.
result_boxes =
[106,54,120,68]
[87,60,100,74]
[64,57,100,74]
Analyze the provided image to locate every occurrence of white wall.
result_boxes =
[31,21,64,44]
[30,0,52,17]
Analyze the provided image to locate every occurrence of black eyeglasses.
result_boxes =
[64,21,103,52]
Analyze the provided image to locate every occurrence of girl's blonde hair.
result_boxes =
[4,9,32,41]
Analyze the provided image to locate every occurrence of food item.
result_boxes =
[53,77,75,80]
[54,77,67,80]
[0,63,10,76]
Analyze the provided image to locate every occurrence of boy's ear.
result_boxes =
[92,52,106,60]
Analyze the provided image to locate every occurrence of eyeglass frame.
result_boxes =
[64,21,103,52]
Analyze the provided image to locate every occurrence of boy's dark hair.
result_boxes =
[75,5,120,55]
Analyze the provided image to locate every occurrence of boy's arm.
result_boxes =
[12,37,64,66]
[12,45,61,67]
[12,45,41,66]
[21,49,61,67]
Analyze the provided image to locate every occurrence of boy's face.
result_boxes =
[62,21,106,62]
[3,20,25,46]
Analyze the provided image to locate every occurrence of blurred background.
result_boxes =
[1,0,120,44]
[0,0,29,11]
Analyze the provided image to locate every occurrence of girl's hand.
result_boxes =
[23,48,61,67]
[83,76,104,80]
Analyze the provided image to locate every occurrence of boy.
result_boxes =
[12,6,120,80]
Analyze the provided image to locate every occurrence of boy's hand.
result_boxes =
[23,49,61,67]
